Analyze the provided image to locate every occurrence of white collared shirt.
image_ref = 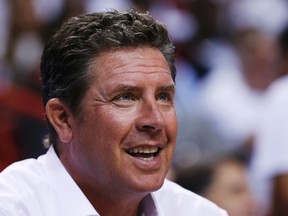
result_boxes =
[250,75,288,214]
[0,147,227,216]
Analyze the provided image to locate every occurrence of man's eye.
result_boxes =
[112,93,136,107]
[116,93,133,101]
[158,93,169,101]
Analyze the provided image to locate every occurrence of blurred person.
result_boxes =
[0,10,228,215]
[232,28,282,91]
[171,1,286,169]
[172,28,281,170]
[6,0,43,82]
[194,28,282,155]
[0,84,46,170]
[40,0,86,43]
[173,0,240,79]
[0,0,49,169]
[176,150,259,216]
[226,0,288,38]
[165,0,238,170]
[0,107,21,170]
[1,0,89,170]
[249,24,288,216]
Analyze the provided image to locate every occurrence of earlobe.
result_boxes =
[45,98,73,143]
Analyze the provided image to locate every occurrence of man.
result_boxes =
[249,24,288,216]
[0,10,227,215]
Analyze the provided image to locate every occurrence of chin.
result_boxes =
[133,174,166,193]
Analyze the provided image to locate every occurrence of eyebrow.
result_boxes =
[159,84,175,92]
[113,84,175,93]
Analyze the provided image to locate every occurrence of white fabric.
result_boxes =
[249,75,288,214]
[0,147,227,216]
[198,65,264,146]
[227,0,288,36]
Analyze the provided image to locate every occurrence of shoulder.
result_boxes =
[266,76,288,104]
[152,179,228,216]
[0,147,99,216]
[0,157,46,192]
[0,155,49,214]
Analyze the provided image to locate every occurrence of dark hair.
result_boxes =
[40,9,176,146]
[175,164,214,195]
[175,149,249,195]
[279,25,288,57]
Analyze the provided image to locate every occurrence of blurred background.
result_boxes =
[1,0,288,215]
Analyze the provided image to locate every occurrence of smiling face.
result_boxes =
[62,47,178,198]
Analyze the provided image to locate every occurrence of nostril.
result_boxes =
[143,125,155,129]
[140,124,163,131]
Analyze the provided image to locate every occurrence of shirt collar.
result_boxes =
[41,146,99,216]
[42,146,163,216]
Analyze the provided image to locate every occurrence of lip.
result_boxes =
[128,150,162,171]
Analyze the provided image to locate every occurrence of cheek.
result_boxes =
[88,109,135,145]
[165,112,178,159]
[167,111,178,141]
[173,114,178,135]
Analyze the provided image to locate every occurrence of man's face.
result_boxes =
[68,47,178,196]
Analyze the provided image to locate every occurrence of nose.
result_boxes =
[136,99,165,132]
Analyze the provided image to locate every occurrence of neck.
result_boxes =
[82,184,146,216]
[58,148,148,216]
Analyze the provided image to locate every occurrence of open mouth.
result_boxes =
[126,146,160,161]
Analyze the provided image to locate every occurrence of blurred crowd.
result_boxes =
[1,0,288,215]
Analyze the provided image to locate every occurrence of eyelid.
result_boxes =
[114,92,134,101]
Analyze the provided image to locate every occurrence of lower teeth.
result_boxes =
[140,156,155,161]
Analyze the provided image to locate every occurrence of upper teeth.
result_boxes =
[129,146,158,154]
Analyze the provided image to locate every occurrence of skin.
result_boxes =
[239,34,281,91]
[46,47,178,216]
[204,160,258,216]
[269,174,288,215]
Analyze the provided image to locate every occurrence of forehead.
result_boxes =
[88,47,172,80]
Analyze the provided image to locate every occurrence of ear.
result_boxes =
[45,98,73,143]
